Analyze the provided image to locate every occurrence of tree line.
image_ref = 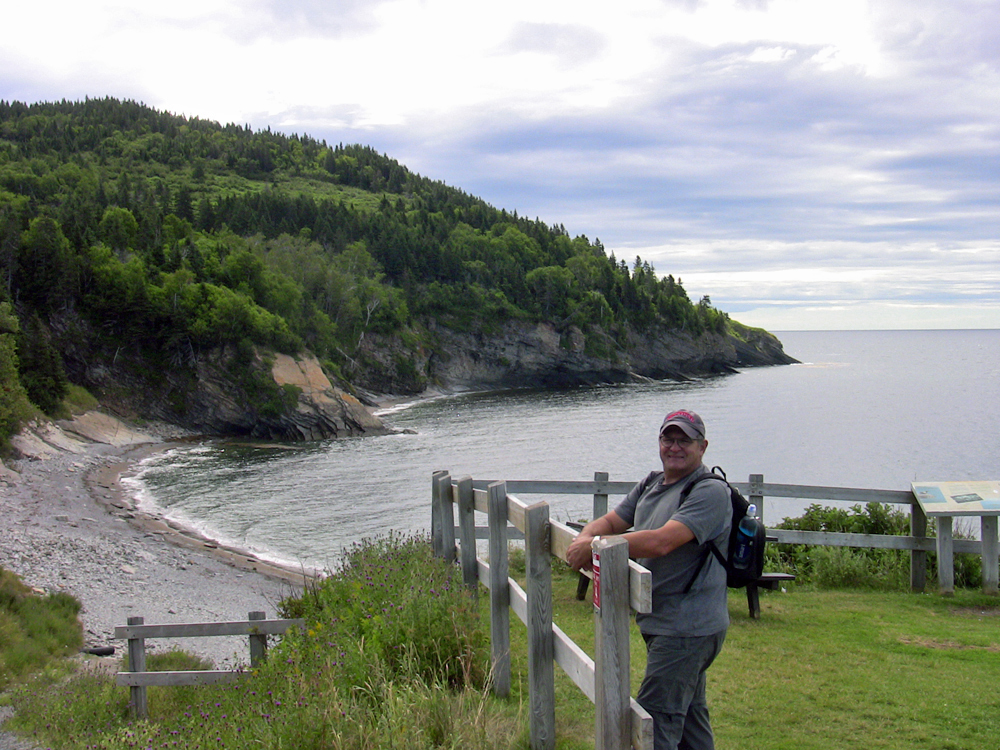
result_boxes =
[0,98,729,444]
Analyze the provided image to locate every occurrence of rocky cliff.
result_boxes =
[82,346,389,442]
[267,353,386,440]
[360,320,797,393]
[74,322,794,442]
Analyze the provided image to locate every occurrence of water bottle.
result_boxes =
[732,504,757,569]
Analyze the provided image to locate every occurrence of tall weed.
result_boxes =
[278,530,489,690]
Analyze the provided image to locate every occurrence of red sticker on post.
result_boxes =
[592,544,601,611]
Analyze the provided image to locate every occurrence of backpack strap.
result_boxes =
[678,470,729,594]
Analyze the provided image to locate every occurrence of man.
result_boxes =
[566,409,730,750]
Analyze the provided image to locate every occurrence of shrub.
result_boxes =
[277,531,489,693]
[773,503,984,591]
[774,503,910,590]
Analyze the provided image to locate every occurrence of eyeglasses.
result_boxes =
[659,435,695,448]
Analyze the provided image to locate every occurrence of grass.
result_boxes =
[499,555,1000,750]
[713,589,1000,749]
[3,542,999,749]
[0,565,82,690]
[62,384,100,416]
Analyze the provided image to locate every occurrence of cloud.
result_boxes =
[249,0,387,39]
[498,22,608,67]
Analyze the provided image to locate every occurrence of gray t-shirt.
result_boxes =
[613,465,731,636]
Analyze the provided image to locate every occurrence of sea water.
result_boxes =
[124,330,1000,572]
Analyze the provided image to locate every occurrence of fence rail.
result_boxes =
[468,473,1000,596]
[433,471,654,750]
[114,611,303,719]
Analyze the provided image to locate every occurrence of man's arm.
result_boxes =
[567,515,696,571]
[566,511,630,569]
[620,519,695,559]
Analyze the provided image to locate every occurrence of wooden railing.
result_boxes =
[432,471,653,750]
[115,611,303,719]
[734,475,998,595]
[452,472,1000,595]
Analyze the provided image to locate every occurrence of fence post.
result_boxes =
[525,501,555,750]
[593,471,609,520]
[442,475,457,564]
[433,471,455,562]
[488,480,511,698]
[249,611,267,667]
[126,616,148,720]
[936,516,955,595]
[456,476,478,590]
[910,500,927,592]
[749,474,764,525]
[594,537,630,750]
[981,516,998,595]
[431,470,448,557]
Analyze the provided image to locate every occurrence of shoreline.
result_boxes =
[0,388,458,670]
[85,441,323,586]
[0,416,315,669]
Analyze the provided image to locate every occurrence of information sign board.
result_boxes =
[911,481,1000,516]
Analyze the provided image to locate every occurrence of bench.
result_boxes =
[745,572,795,618]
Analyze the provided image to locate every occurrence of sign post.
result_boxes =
[593,536,630,750]
[912,481,1000,595]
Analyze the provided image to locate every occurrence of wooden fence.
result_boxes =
[432,471,654,750]
[442,472,1000,595]
[115,611,303,719]
[431,471,1000,749]
[734,474,998,595]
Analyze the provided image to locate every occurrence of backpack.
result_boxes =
[680,466,766,590]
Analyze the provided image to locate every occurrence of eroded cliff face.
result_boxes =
[73,322,794,441]
[428,322,631,389]
[267,353,385,440]
[358,320,797,394]
[83,346,388,441]
[175,349,388,440]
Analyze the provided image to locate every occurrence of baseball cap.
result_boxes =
[659,409,706,440]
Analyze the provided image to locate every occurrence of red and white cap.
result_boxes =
[659,409,706,440]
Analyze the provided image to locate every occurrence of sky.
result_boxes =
[2,0,998,330]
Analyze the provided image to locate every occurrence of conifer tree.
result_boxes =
[0,302,31,441]
[17,313,69,416]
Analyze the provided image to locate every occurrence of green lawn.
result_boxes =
[513,564,1000,750]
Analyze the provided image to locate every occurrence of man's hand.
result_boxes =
[566,533,596,571]
[566,511,630,570]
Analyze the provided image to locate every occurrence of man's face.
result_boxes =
[658,426,707,479]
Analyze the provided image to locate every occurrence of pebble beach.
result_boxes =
[0,414,312,670]
[0,413,324,749]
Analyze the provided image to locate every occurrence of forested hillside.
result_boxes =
[0,98,780,443]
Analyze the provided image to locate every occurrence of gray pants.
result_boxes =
[637,631,727,750]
